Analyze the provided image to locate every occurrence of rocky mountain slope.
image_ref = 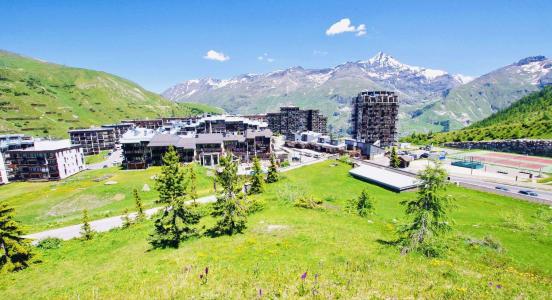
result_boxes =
[403,86,552,144]
[0,50,222,138]
[411,56,552,131]
[163,52,471,134]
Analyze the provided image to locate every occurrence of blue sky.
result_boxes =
[2,0,551,92]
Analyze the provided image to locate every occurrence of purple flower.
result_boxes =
[199,274,203,279]
[315,273,319,281]
[205,267,209,275]
[496,284,502,289]
[259,288,263,296]
[301,272,307,280]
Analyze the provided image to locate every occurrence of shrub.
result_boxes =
[467,235,503,252]
[36,238,63,250]
[294,195,323,209]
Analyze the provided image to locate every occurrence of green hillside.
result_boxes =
[403,86,552,144]
[0,50,222,138]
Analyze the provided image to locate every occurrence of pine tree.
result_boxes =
[187,162,199,205]
[0,203,33,272]
[208,153,247,236]
[149,146,201,248]
[398,163,453,255]
[390,146,400,168]
[356,189,375,217]
[266,154,279,183]
[81,209,94,240]
[133,188,145,222]
[249,156,265,194]
[122,208,132,229]
[154,146,186,205]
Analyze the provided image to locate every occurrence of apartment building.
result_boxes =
[101,123,134,140]
[69,128,116,155]
[350,91,399,149]
[0,153,8,184]
[8,140,85,181]
[266,106,327,140]
[0,134,35,181]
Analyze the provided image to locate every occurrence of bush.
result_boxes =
[245,197,265,215]
[36,238,63,250]
[467,235,503,252]
[294,195,323,210]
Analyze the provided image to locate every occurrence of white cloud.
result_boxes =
[325,18,366,37]
[257,53,275,63]
[204,50,230,62]
[313,50,328,56]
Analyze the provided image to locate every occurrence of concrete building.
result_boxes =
[266,106,327,140]
[101,123,135,140]
[120,127,273,169]
[0,134,35,181]
[351,91,399,148]
[121,119,163,129]
[0,152,8,184]
[8,140,85,181]
[286,131,345,154]
[69,128,116,155]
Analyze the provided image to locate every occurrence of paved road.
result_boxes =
[24,195,216,242]
[87,149,123,170]
[451,175,552,204]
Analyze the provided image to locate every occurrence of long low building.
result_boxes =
[349,164,420,192]
[120,128,273,169]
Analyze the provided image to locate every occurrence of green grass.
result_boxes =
[0,50,223,138]
[84,150,110,165]
[0,166,214,232]
[1,160,551,298]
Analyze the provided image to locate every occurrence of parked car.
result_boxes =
[495,186,509,191]
[519,190,538,196]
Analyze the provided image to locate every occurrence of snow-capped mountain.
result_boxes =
[163,52,469,106]
[163,53,552,134]
[413,55,552,131]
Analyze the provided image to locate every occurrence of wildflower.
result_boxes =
[496,284,502,289]
[314,273,319,281]
[205,267,209,275]
[199,274,203,279]
[488,282,493,286]
[259,288,263,297]
[301,272,307,280]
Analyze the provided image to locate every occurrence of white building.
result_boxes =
[8,140,86,181]
[0,152,8,184]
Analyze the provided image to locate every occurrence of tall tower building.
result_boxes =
[351,91,399,147]
[266,106,327,139]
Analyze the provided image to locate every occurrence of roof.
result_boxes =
[120,128,156,144]
[245,129,272,138]
[9,140,76,152]
[195,133,224,144]
[68,127,114,133]
[147,134,196,149]
[349,164,420,192]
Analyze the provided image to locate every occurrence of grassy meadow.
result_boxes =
[0,160,551,298]
[0,165,214,232]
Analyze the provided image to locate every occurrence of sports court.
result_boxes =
[449,151,552,172]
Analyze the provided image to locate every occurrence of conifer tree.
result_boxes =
[133,188,145,222]
[266,154,279,183]
[122,208,132,229]
[356,189,375,217]
[149,146,201,248]
[81,209,94,240]
[390,146,400,168]
[209,153,247,236]
[398,163,453,255]
[249,156,265,194]
[187,162,199,205]
[0,203,33,272]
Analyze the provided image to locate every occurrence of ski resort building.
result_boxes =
[350,91,399,148]
[69,128,117,155]
[8,140,86,181]
[266,106,327,140]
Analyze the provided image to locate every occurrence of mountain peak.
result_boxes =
[365,51,401,66]
[515,56,548,66]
